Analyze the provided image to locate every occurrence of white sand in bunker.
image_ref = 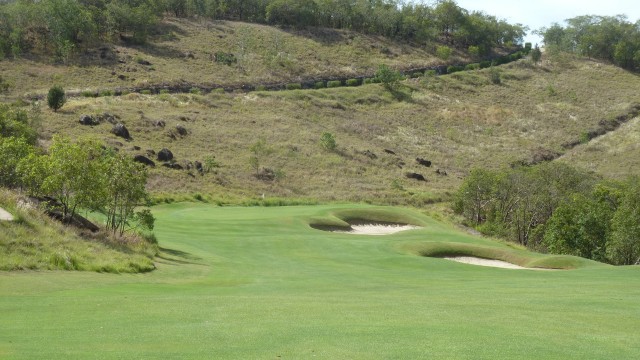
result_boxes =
[332,224,421,235]
[0,206,14,221]
[443,256,534,270]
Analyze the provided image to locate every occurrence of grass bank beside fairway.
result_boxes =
[1,203,639,359]
[0,189,157,273]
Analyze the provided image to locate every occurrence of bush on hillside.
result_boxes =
[47,85,66,112]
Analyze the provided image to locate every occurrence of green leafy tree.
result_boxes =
[102,152,151,236]
[0,136,34,187]
[39,137,105,221]
[607,180,640,265]
[0,104,37,143]
[249,138,273,176]
[435,45,452,60]
[543,194,612,262]
[47,85,66,112]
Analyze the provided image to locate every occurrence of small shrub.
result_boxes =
[214,52,237,66]
[424,70,436,77]
[213,88,225,94]
[345,79,359,86]
[189,87,201,94]
[159,89,170,94]
[479,60,492,69]
[320,132,336,151]
[140,89,152,95]
[314,81,325,89]
[489,67,501,84]
[376,64,402,90]
[363,78,374,84]
[286,83,302,90]
[81,90,97,97]
[465,63,480,71]
[255,85,267,91]
[436,45,452,60]
[47,85,66,112]
[546,85,557,97]
[447,65,464,74]
[99,89,114,97]
[327,80,342,88]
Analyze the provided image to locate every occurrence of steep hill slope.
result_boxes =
[26,53,640,204]
[1,18,475,99]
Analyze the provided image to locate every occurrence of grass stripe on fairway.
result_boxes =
[1,204,639,359]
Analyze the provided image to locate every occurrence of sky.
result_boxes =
[454,0,640,45]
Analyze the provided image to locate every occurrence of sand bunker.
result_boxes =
[443,256,533,270]
[0,206,14,221]
[332,224,421,235]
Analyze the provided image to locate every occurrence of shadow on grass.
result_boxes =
[157,247,204,266]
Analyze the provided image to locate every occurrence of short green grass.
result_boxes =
[1,203,638,359]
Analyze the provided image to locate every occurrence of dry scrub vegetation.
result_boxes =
[30,53,640,204]
[0,18,464,99]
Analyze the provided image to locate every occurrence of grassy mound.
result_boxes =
[0,189,157,273]
[402,241,604,270]
[309,206,427,231]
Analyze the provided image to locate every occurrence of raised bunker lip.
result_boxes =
[439,256,554,270]
[311,219,422,235]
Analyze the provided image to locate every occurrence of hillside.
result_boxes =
[7,44,636,205]
[1,18,478,100]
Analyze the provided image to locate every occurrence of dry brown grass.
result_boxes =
[26,52,640,204]
[0,18,469,100]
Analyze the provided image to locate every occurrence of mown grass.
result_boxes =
[1,203,638,359]
[0,188,157,272]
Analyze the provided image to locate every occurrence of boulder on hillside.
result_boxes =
[416,158,432,167]
[175,124,188,136]
[157,148,173,161]
[405,172,427,182]
[79,114,99,126]
[111,123,130,139]
[133,155,155,167]
[162,162,183,170]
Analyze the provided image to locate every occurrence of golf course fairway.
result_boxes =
[1,203,639,359]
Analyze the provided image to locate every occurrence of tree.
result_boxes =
[249,138,273,176]
[47,85,66,112]
[0,136,34,188]
[531,44,542,64]
[607,180,640,265]
[375,64,402,91]
[38,137,105,221]
[543,194,612,262]
[102,152,151,236]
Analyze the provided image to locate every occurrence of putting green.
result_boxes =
[1,204,639,359]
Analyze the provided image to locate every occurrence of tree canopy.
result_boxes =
[0,0,526,59]
[539,15,640,71]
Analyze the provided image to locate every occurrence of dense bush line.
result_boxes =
[454,163,640,265]
[540,15,640,71]
[0,0,526,60]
